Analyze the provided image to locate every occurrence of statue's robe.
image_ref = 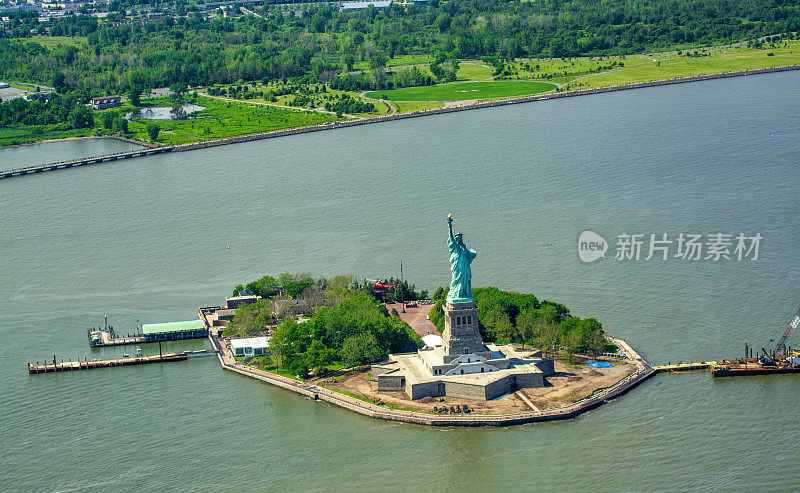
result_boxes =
[448,236,477,302]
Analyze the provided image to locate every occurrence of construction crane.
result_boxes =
[773,305,800,357]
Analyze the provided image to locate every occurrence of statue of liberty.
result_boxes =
[446,214,477,303]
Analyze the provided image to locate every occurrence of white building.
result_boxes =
[230,336,270,357]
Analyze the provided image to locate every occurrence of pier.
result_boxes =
[0,147,171,180]
[27,349,216,373]
[89,319,207,347]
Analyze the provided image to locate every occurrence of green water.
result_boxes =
[1,72,798,491]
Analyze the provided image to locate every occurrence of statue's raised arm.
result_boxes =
[447,213,454,241]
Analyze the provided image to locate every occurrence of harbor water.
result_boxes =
[0,71,798,491]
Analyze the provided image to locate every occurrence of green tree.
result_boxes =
[100,111,115,130]
[269,318,297,367]
[540,322,560,358]
[342,53,355,71]
[304,339,335,374]
[564,329,583,363]
[170,82,188,102]
[516,308,536,349]
[129,86,142,107]
[112,116,128,134]
[68,106,94,129]
[341,331,382,366]
[224,299,271,338]
[147,123,160,141]
[51,72,67,93]
[284,277,313,299]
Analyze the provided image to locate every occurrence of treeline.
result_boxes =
[0,93,93,130]
[324,94,374,115]
[327,66,436,92]
[429,286,608,358]
[270,291,421,377]
[1,0,796,94]
[224,272,422,377]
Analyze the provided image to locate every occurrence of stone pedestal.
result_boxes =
[441,301,488,361]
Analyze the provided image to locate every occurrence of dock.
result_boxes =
[27,349,216,373]
[652,362,715,373]
[89,319,207,347]
[0,147,171,179]
[29,353,187,373]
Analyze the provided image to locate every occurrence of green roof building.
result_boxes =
[139,319,207,342]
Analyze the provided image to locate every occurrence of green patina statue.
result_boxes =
[447,214,477,303]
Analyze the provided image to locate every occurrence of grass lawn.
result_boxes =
[387,54,433,67]
[126,95,339,145]
[258,365,300,379]
[366,80,556,101]
[502,41,800,90]
[456,63,494,81]
[0,125,92,148]
[393,100,445,113]
[574,49,800,89]
[13,36,87,48]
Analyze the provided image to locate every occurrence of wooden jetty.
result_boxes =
[0,147,171,180]
[652,361,716,373]
[27,349,216,374]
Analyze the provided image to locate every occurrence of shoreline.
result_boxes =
[207,318,656,426]
[2,64,797,179]
[171,64,800,153]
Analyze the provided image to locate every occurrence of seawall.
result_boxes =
[207,326,656,427]
[171,64,800,152]
[4,64,797,180]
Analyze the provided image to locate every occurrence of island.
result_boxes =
[195,216,651,424]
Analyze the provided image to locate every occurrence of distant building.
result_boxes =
[215,308,237,322]
[90,95,121,110]
[225,294,259,309]
[230,336,270,357]
[341,0,392,10]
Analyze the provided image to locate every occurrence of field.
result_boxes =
[12,36,87,49]
[393,101,444,113]
[0,126,92,148]
[503,41,800,90]
[123,96,339,145]
[366,80,557,101]
[572,48,800,90]
[456,63,494,81]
